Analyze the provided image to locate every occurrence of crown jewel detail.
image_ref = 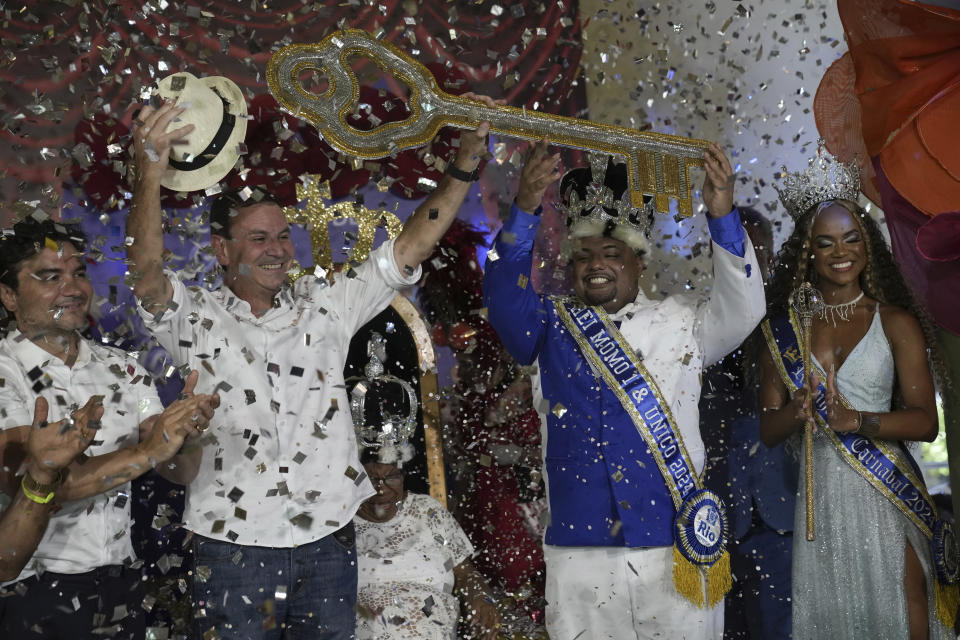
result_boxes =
[775,141,861,220]
[350,332,418,461]
[555,154,654,237]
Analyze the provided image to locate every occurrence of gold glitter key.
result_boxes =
[267,28,712,217]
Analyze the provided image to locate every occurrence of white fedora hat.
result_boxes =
[155,72,248,193]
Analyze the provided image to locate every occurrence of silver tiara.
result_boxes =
[775,141,861,220]
[555,154,654,237]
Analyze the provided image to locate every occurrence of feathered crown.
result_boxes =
[775,141,861,220]
[555,155,654,254]
[349,332,418,465]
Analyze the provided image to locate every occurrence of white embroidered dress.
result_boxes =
[354,493,474,640]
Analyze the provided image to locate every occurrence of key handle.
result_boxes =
[268,28,712,216]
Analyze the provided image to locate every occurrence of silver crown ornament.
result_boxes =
[775,141,861,220]
[555,153,655,237]
[350,332,418,458]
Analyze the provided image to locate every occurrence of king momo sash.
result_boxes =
[554,298,731,608]
[762,309,959,626]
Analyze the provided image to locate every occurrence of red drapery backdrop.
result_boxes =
[0,0,587,216]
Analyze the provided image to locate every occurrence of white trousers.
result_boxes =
[544,544,723,640]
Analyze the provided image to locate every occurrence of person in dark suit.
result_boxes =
[701,207,795,640]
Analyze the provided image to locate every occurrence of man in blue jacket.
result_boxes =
[482,140,766,639]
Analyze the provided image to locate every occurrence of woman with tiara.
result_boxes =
[757,146,958,639]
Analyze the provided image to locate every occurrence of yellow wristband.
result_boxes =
[21,476,55,504]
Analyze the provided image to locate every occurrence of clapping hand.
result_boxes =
[788,372,819,433]
[140,370,219,463]
[825,365,859,432]
[26,396,103,484]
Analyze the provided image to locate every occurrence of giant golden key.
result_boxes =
[268,28,712,217]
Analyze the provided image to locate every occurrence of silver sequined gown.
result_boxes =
[792,310,950,639]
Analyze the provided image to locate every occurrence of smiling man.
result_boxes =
[483,141,766,640]
[0,217,218,639]
[125,84,495,638]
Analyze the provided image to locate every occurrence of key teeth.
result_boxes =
[629,190,646,209]
[654,193,671,214]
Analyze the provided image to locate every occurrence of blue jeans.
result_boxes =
[192,524,358,640]
[0,565,144,639]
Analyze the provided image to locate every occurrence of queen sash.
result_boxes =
[555,298,731,608]
[762,309,959,625]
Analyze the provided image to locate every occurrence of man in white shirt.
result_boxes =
[0,396,99,582]
[0,217,219,639]
[126,94,493,638]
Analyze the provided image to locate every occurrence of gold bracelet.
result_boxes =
[22,468,63,493]
[21,468,63,504]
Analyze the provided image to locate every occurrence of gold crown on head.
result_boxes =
[775,141,861,220]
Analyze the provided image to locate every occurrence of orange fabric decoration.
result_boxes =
[815,0,960,216]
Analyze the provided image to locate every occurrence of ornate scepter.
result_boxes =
[791,282,824,541]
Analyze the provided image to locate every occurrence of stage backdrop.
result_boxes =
[0,0,586,217]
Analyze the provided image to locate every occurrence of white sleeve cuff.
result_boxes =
[136,269,185,327]
[373,237,422,288]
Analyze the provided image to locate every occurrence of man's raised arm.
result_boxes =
[392,93,496,274]
[697,143,766,366]
[482,140,560,365]
[127,101,194,312]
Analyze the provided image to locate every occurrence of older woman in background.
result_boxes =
[350,332,500,640]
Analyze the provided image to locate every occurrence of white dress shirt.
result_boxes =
[139,239,420,547]
[0,331,159,581]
